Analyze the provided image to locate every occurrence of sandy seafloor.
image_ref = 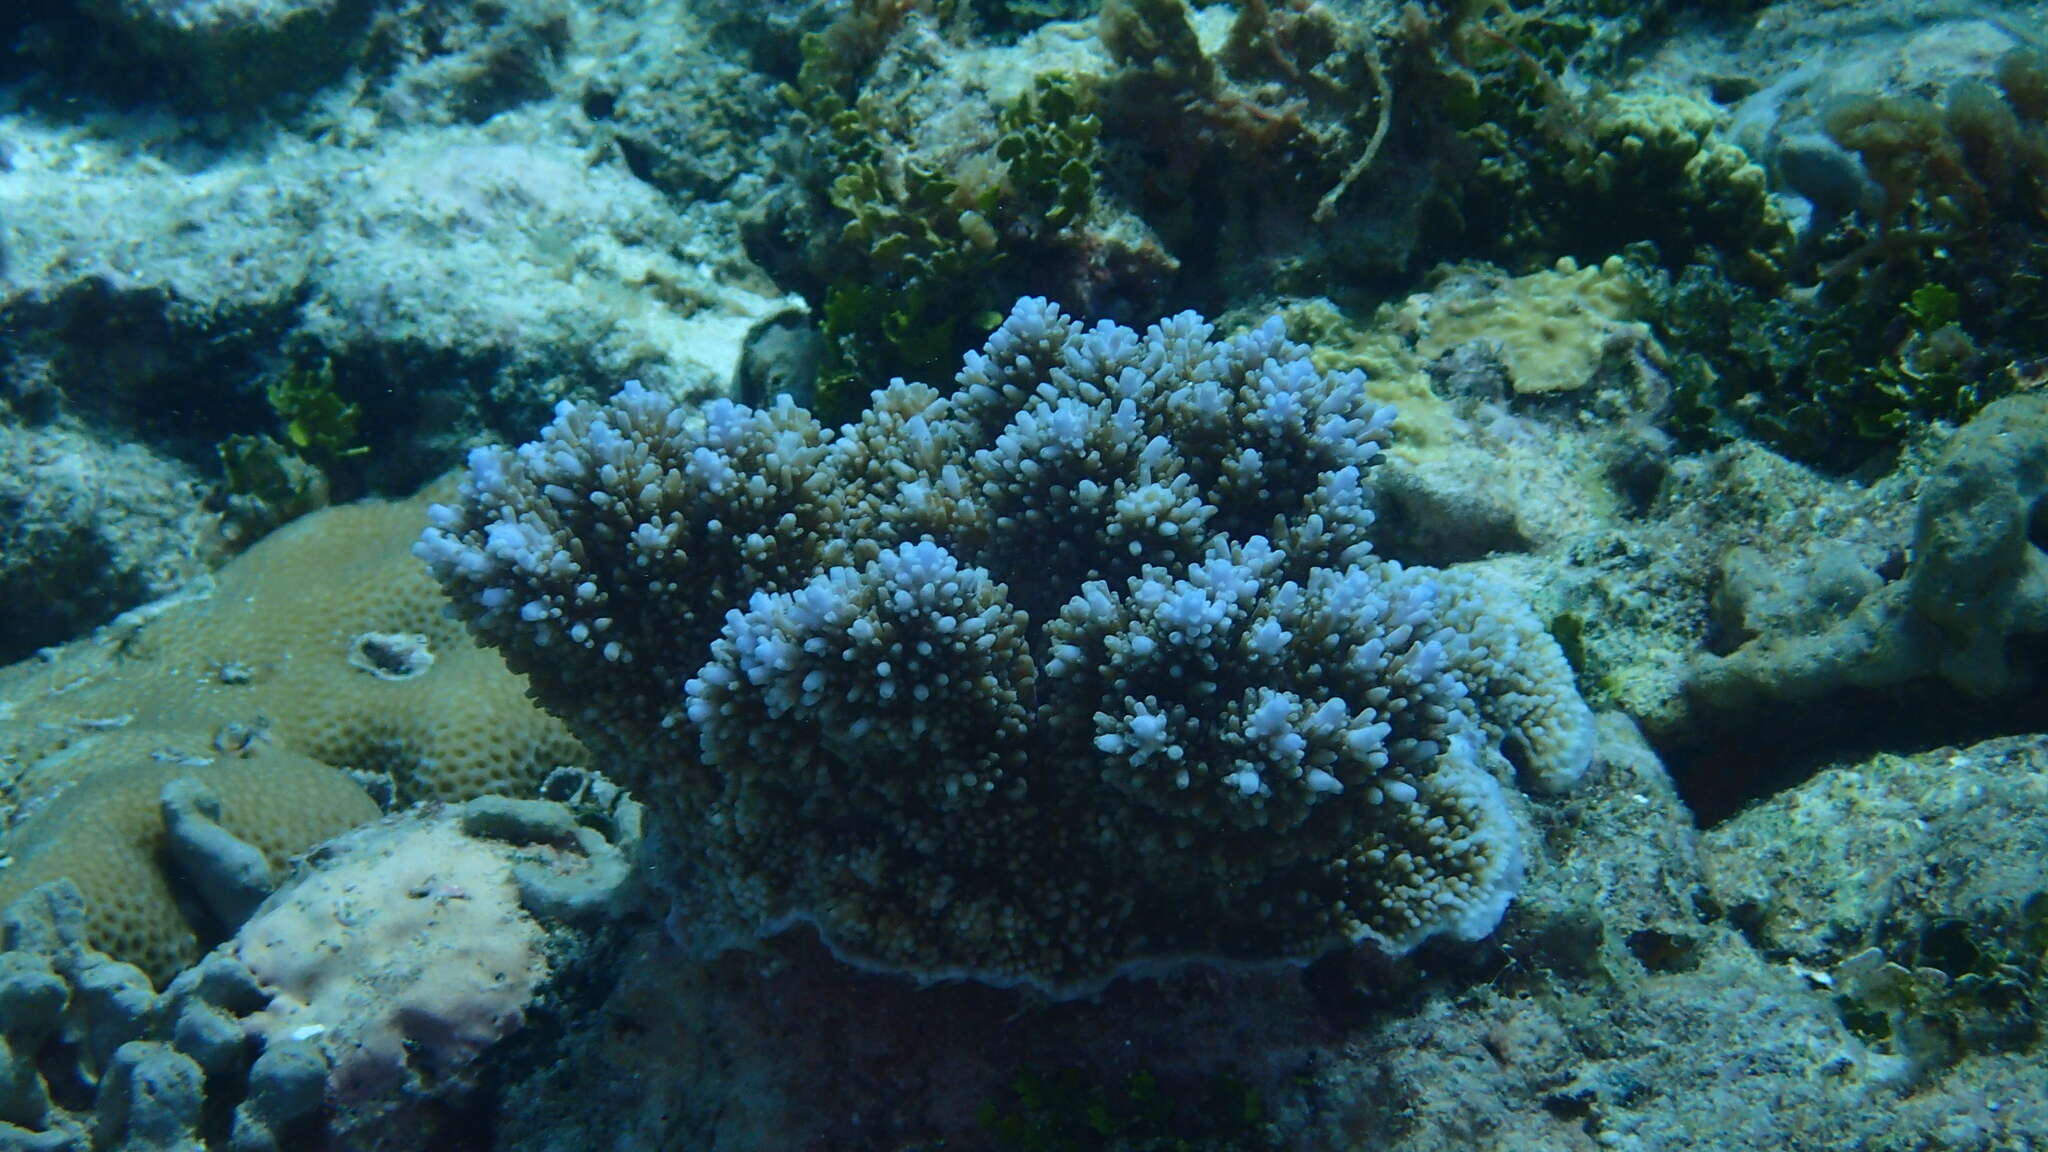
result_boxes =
[3,0,2048,1148]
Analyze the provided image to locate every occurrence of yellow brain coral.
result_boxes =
[0,731,381,982]
[0,483,591,981]
[2,484,589,806]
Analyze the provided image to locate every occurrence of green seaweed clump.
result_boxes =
[217,433,328,524]
[1430,0,1791,279]
[1472,90,1790,278]
[801,71,1102,422]
[214,357,363,537]
[816,159,1007,421]
[1456,0,1674,93]
[999,73,1101,231]
[980,1067,1277,1152]
[264,357,368,462]
[1642,49,2048,469]
[1638,257,2012,470]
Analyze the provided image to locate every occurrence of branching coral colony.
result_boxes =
[418,298,1594,995]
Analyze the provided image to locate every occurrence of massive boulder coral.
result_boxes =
[0,742,380,985]
[419,297,1595,993]
[0,486,588,809]
[0,783,639,1152]
[0,486,591,980]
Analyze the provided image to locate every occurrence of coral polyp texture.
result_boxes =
[419,297,1595,993]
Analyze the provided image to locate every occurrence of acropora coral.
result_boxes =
[418,298,1594,994]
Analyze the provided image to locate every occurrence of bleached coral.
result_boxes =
[419,297,1594,993]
